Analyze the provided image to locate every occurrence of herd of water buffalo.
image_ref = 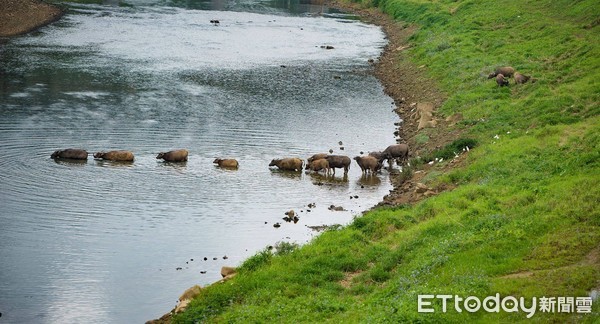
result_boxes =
[489,66,535,86]
[50,143,409,174]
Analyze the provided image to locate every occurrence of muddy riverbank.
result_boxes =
[0,0,64,37]
[329,0,462,206]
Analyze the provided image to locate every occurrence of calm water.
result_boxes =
[0,0,397,322]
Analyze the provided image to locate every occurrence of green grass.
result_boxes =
[175,0,599,322]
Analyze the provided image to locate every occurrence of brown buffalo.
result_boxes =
[156,149,188,162]
[305,158,330,174]
[269,158,303,171]
[496,74,509,87]
[488,66,515,79]
[325,155,351,175]
[51,148,88,160]
[354,156,382,174]
[381,144,409,166]
[514,72,531,84]
[368,151,384,160]
[307,153,329,163]
[93,150,134,162]
[213,158,239,168]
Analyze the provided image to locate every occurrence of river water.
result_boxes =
[0,0,397,322]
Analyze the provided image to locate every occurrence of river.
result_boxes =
[0,0,397,322]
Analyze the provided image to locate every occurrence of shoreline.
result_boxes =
[149,2,460,323]
[0,0,64,38]
[329,0,459,206]
[1,1,460,321]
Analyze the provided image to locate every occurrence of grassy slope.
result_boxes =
[175,0,599,322]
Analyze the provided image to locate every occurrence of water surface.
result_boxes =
[0,1,397,322]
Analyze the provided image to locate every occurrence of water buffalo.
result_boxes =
[51,148,88,160]
[156,149,188,162]
[305,158,330,174]
[488,66,515,79]
[307,153,329,163]
[354,156,382,174]
[325,155,351,175]
[213,158,239,169]
[93,150,134,162]
[514,72,531,84]
[269,158,303,171]
[368,151,384,160]
[380,144,409,166]
[496,74,509,87]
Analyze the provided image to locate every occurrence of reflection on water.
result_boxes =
[53,158,89,166]
[357,173,383,187]
[307,172,350,186]
[0,1,397,323]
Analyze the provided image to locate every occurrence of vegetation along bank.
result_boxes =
[161,0,599,322]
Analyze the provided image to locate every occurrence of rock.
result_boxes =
[328,205,345,211]
[415,183,429,194]
[417,102,436,130]
[395,45,411,51]
[221,266,237,278]
[174,285,202,313]
[273,222,281,228]
[283,210,297,222]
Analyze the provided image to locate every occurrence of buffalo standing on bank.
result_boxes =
[488,66,515,79]
[496,74,509,87]
[514,72,531,84]
[380,144,409,166]
[51,148,88,160]
[156,149,188,162]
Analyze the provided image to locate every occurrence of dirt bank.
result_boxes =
[0,0,64,38]
[329,0,462,206]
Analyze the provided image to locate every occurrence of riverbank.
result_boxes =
[148,3,454,323]
[169,0,599,322]
[329,0,462,206]
[0,0,63,38]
